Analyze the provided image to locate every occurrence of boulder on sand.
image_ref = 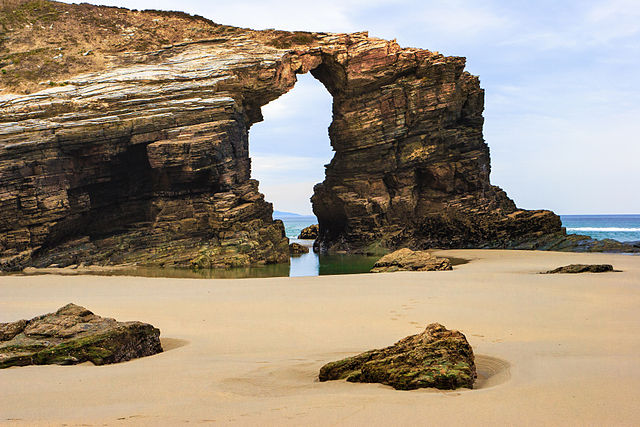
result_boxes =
[0,303,163,368]
[370,248,452,272]
[319,323,476,390]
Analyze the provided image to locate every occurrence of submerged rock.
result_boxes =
[319,323,476,390]
[544,264,614,274]
[298,224,319,240]
[370,248,452,273]
[0,304,162,368]
[289,242,309,255]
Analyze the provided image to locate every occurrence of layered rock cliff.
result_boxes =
[0,1,636,270]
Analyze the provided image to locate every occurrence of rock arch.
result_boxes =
[1,10,633,270]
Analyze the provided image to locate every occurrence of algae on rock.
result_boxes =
[319,323,476,390]
[0,303,163,369]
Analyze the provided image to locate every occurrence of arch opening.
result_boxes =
[249,72,333,221]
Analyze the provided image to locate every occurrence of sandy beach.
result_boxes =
[1,249,639,426]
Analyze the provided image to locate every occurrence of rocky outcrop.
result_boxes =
[289,242,309,255]
[298,224,319,240]
[0,303,162,368]
[370,248,451,272]
[319,323,476,390]
[0,1,636,271]
[544,264,614,274]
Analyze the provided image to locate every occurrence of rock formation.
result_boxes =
[370,248,452,272]
[319,323,476,390]
[0,1,636,271]
[298,224,319,240]
[0,303,162,368]
[289,242,309,255]
[543,264,614,274]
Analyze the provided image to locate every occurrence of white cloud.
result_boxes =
[251,154,328,175]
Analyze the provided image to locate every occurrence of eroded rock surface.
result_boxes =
[544,264,614,274]
[289,242,309,255]
[319,323,476,390]
[371,248,451,272]
[0,1,636,271]
[298,224,319,240]
[0,303,162,368]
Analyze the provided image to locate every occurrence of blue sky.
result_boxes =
[64,0,640,214]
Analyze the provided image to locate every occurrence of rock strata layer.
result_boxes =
[544,264,614,274]
[0,303,162,368]
[370,248,451,272]
[0,1,636,270]
[319,323,476,390]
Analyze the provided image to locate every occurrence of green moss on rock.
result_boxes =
[0,303,163,369]
[319,323,476,390]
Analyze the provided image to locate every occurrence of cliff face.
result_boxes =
[0,2,635,270]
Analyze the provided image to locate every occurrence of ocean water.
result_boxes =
[274,214,318,239]
[275,214,379,277]
[560,215,640,242]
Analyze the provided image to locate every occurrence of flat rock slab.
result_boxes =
[371,248,452,273]
[544,264,614,274]
[0,303,162,368]
[319,323,476,390]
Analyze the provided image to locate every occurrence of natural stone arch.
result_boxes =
[0,5,635,271]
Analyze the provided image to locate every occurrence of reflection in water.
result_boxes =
[290,239,379,277]
[80,239,377,279]
[289,240,320,277]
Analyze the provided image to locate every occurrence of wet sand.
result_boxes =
[1,249,639,425]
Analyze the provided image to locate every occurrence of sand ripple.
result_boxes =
[474,355,511,389]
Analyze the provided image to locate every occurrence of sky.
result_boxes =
[63,0,640,215]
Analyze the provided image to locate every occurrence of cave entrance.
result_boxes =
[249,72,333,237]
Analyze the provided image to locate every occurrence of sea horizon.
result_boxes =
[276,213,640,243]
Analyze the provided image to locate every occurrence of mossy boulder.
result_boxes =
[319,323,476,390]
[370,248,452,273]
[0,303,162,368]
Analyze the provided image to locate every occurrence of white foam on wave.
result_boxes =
[567,227,640,232]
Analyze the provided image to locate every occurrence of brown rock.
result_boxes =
[0,3,635,272]
[371,248,452,272]
[298,224,319,240]
[319,323,476,390]
[0,303,163,368]
[544,264,614,274]
[289,242,309,255]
